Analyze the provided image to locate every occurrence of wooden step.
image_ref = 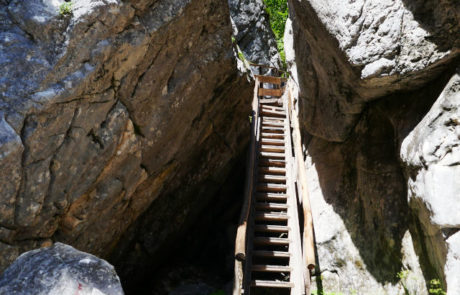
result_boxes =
[253,237,290,245]
[262,106,285,112]
[259,98,281,104]
[255,202,289,210]
[251,280,294,288]
[259,166,286,175]
[253,250,291,258]
[256,193,288,201]
[260,132,284,139]
[262,118,285,123]
[258,174,286,183]
[260,152,285,159]
[257,183,287,193]
[254,75,287,84]
[261,109,286,118]
[261,145,285,153]
[261,138,285,146]
[252,264,292,272]
[259,88,284,97]
[259,158,285,167]
[262,121,284,128]
[255,212,289,221]
[261,126,284,131]
[254,224,290,233]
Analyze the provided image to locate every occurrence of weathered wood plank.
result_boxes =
[259,88,284,97]
[251,280,293,288]
[252,264,292,272]
[254,74,287,84]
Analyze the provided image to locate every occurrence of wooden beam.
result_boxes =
[259,88,284,97]
[286,82,315,295]
[235,78,259,262]
[254,74,287,84]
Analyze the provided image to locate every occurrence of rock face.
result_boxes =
[228,0,281,67]
[401,71,460,293]
[0,0,252,273]
[0,242,124,295]
[288,0,459,141]
[287,0,459,293]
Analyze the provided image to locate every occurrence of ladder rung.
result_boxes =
[251,280,294,288]
[253,250,291,258]
[258,174,286,183]
[261,138,285,146]
[260,152,285,159]
[261,110,286,118]
[261,132,284,137]
[261,145,285,153]
[255,193,288,201]
[254,237,290,245]
[254,75,287,84]
[259,88,284,97]
[259,166,286,175]
[252,264,291,272]
[262,120,284,127]
[257,183,287,192]
[259,159,285,167]
[255,202,289,210]
[261,126,284,131]
[259,98,280,104]
[255,213,289,221]
[262,105,284,112]
[254,224,290,233]
[262,105,286,115]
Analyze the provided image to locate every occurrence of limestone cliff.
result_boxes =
[0,0,252,274]
[287,0,459,293]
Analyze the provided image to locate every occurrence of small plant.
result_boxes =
[429,279,446,295]
[396,270,410,295]
[263,0,288,66]
[59,1,73,15]
[210,290,226,295]
[237,50,246,62]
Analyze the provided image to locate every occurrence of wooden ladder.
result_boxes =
[234,74,310,295]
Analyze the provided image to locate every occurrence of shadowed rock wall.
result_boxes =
[0,0,252,273]
[287,0,459,293]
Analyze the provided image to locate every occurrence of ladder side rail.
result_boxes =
[283,91,306,295]
[286,83,316,291]
[234,77,261,295]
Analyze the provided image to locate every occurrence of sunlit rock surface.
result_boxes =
[0,242,124,295]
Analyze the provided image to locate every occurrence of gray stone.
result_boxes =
[0,242,124,295]
[288,0,459,141]
[0,114,23,226]
[229,0,281,69]
[0,0,252,272]
[401,70,460,292]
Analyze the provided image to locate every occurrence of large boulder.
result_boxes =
[228,0,281,67]
[0,0,252,273]
[286,0,459,292]
[401,69,460,293]
[288,0,459,141]
[0,242,124,295]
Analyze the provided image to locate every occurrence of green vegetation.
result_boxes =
[238,50,246,63]
[429,279,446,295]
[59,1,73,15]
[263,0,288,66]
[397,270,410,295]
[210,290,226,295]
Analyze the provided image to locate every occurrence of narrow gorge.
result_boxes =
[0,0,458,294]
